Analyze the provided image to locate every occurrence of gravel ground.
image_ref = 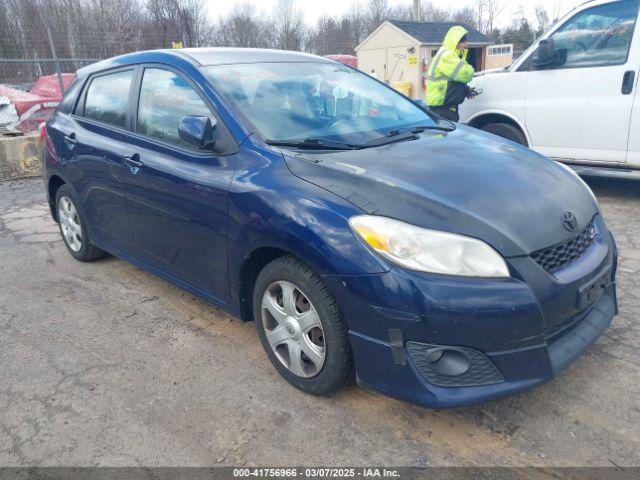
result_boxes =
[0,177,639,467]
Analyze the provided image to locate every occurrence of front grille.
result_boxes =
[531,220,596,273]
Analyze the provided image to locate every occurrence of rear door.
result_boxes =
[120,66,238,302]
[524,0,639,163]
[53,67,136,252]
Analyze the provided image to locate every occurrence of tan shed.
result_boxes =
[356,20,494,100]
[484,44,515,70]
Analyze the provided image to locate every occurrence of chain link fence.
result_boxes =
[0,26,185,133]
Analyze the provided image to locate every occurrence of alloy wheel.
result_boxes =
[58,196,83,252]
[261,280,326,378]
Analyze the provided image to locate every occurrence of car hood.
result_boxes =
[282,125,599,257]
[474,67,508,77]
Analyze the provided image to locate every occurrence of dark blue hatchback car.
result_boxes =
[43,48,618,408]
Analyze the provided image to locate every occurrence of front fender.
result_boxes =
[227,189,389,298]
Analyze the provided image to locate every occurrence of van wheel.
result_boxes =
[253,256,353,395]
[55,184,106,262]
[481,122,528,147]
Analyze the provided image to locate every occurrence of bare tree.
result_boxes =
[483,0,506,36]
[534,4,550,33]
[145,0,210,48]
[452,6,476,28]
[512,5,527,24]
[0,0,551,84]
[273,0,305,51]
[550,0,563,24]
[470,0,506,35]
[422,2,450,22]
[212,3,276,48]
[308,15,353,55]
[365,0,389,32]
[346,2,367,48]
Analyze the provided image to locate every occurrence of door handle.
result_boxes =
[63,132,77,145]
[123,153,144,173]
[622,70,636,95]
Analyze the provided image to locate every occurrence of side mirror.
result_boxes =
[533,38,564,68]
[178,115,217,149]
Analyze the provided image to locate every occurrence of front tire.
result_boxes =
[55,184,106,262]
[253,256,353,395]
[481,122,528,147]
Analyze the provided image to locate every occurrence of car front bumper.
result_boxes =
[323,218,618,408]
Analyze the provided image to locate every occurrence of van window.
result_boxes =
[549,0,638,68]
[137,68,214,149]
[83,70,134,128]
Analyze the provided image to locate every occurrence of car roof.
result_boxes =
[77,48,334,78]
[179,47,332,66]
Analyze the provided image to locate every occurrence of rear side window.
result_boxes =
[83,70,134,128]
[137,68,214,149]
[58,79,83,114]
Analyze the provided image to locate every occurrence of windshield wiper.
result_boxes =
[359,120,456,148]
[387,121,456,136]
[361,130,420,147]
[265,137,362,150]
[266,120,455,151]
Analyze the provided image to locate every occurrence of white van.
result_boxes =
[460,0,640,179]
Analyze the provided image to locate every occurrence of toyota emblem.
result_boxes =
[561,211,578,232]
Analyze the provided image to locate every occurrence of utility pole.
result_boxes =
[412,0,421,21]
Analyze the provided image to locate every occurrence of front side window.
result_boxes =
[137,68,214,149]
[549,0,638,68]
[202,62,435,144]
[83,69,134,128]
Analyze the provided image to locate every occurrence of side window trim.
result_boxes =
[56,78,84,114]
[73,65,139,131]
[129,65,145,134]
[519,0,639,72]
[131,63,238,156]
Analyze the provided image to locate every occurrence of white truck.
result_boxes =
[460,0,640,179]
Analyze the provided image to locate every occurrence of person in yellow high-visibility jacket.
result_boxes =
[426,25,478,122]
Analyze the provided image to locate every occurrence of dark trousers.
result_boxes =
[429,105,460,122]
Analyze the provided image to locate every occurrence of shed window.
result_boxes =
[488,46,512,56]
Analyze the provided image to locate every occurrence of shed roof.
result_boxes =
[388,20,492,45]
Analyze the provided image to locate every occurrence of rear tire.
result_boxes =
[253,256,353,395]
[481,122,528,147]
[55,184,106,262]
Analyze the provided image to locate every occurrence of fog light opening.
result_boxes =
[427,348,471,377]
[427,349,444,364]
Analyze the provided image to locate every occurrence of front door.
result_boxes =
[625,60,640,165]
[122,66,237,302]
[524,0,639,163]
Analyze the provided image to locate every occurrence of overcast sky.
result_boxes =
[206,0,587,28]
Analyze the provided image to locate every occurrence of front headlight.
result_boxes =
[349,216,510,278]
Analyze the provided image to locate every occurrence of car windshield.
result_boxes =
[201,62,436,144]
